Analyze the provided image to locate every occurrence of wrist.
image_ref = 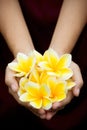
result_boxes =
[12,44,35,58]
[48,47,70,57]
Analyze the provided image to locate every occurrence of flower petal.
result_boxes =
[57,54,72,69]
[8,62,20,72]
[30,99,42,109]
[33,50,43,63]
[17,53,28,63]
[19,77,29,89]
[54,82,66,102]
[19,92,34,102]
[40,84,51,97]
[18,87,26,96]
[25,81,39,96]
[42,97,52,110]
[40,71,49,84]
[66,79,76,90]
[29,69,40,83]
[43,48,59,67]
[59,68,73,80]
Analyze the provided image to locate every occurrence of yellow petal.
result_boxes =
[40,84,51,97]
[66,79,76,90]
[8,62,20,72]
[54,82,66,102]
[59,68,73,80]
[38,61,51,71]
[40,71,49,84]
[33,50,43,63]
[25,81,39,96]
[57,54,72,69]
[14,72,25,77]
[30,99,42,109]
[47,78,56,93]
[43,48,59,68]
[42,97,52,110]
[18,87,26,96]
[17,53,28,63]
[47,71,60,77]
[19,92,37,102]
[19,77,29,89]
[48,79,66,102]
[29,69,40,83]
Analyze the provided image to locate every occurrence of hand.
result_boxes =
[5,63,47,119]
[44,61,83,120]
[5,60,83,120]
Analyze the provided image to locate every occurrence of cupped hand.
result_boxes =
[5,64,46,119]
[5,60,83,120]
[44,61,83,120]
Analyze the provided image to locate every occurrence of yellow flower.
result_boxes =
[19,81,52,110]
[66,78,76,90]
[47,78,66,102]
[8,52,35,77]
[38,48,73,80]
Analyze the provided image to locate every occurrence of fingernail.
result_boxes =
[75,88,80,96]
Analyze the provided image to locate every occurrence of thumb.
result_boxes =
[71,64,83,97]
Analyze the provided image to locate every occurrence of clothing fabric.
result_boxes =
[0,0,87,129]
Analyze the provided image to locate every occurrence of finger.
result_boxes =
[71,63,83,96]
[28,106,46,118]
[46,111,55,120]
[38,108,46,115]
[45,106,64,120]
[5,65,18,92]
[46,107,64,120]
[46,109,59,120]
[40,114,46,119]
[28,103,46,116]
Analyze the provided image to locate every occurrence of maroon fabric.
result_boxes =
[0,0,87,129]
[19,0,63,54]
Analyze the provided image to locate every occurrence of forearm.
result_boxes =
[0,0,34,57]
[50,0,87,55]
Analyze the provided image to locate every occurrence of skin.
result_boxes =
[0,0,86,120]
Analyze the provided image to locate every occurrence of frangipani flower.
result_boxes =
[38,48,73,80]
[47,78,66,102]
[8,52,36,77]
[19,81,52,110]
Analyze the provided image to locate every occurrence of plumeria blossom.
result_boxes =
[8,48,75,110]
[8,52,36,77]
[47,77,66,102]
[18,69,52,110]
[38,48,73,80]
[19,79,52,110]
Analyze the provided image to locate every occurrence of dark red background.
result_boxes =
[0,0,87,129]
